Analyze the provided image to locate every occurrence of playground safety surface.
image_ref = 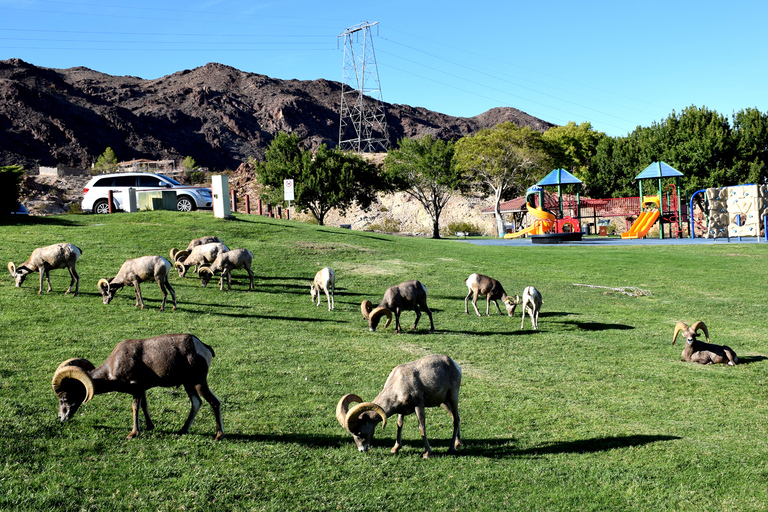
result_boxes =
[458,235,766,247]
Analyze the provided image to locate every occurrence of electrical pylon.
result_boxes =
[338,21,389,153]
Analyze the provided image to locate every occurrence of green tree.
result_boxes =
[95,147,118,173]
[181,156,197,171]
[0,165,25,215]
[254,132,385,225]
[384,135,468,239]
[542,121,604,185]
[732,107,768,185]
[454,122,549,237]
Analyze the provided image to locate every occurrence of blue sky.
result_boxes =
[1,0,766,137]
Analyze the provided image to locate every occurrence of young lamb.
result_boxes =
[52,333,224,440]
[336,354,462,459]
[360,280,434,333]
[198,248,254,291]
[672,321,739,365]
[310,267,335,311]
[174,242,229,278]
[8,242,82,295]
[464,273,520,317]
[98,255,177,311]
[520,286,542,330]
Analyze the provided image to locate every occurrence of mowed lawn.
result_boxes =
[1,211,767,511]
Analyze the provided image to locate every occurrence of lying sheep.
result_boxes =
[464,273,519,317]
[672,321,739,365]
[520,286,542,330]
[198,248,254,291]
[175,242,229,278]
[98,255,177,311]
[8,243,82,295]
[310,267,335,310]
[336,354,462,458]
[52,333,224,440]
[360,280,434,333]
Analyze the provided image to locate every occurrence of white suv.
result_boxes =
[82,172,213,214]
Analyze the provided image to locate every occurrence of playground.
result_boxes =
[490,162,768,244]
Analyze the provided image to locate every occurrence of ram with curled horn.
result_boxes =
[672,320,739,366]
[336,354,462,458]
[360,280,434,333]
[52,333,224,440]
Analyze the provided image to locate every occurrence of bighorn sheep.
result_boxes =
[672,321,739,365]
[198,249,254,291]
[520,286,542,330]
[174,242,229,278]
[360,280,434,333]
[98,255,177,311]
[336,354,462,458]
[310,267,335,310]
[170,236,224,264]
[464,273,520,317]
[52,333,224,440]
[8,243,82,295]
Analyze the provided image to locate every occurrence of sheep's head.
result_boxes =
[175,261,188,278]
[199,266,214,287]
[360,300,392,331]
[8,262,30,287]
[336,394,387,452]
[310,283,319,303]
[672,321,710,345]
[97,278,121,304]
[505,295,521,316]
[52,358,95,423]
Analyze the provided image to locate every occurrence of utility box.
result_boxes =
[212,175,232,219]
[138,190,175,211]
[125,188,138,213]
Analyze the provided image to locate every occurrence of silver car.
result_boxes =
[82,173,213,214]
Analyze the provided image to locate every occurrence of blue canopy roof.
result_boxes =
[536,168,582,186]
[635,161,684,179]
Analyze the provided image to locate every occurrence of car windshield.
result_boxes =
[162,176,183,186]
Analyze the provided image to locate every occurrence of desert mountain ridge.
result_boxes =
[0,58,555,171]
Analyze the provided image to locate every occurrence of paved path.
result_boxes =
[456,235,766,247]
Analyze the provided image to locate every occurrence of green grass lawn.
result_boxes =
[1,211,767,511]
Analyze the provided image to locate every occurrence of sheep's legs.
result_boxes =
[245,266,254,291]
[158,277,176,311]
[179,383,202,435]
[442,401,462,453]
[325,287,334,310]
[66,267,79,296]
[391,414,405,454]
[132,282,145,309]
[180,383,224,440]
[465,290,482,316]
[128,392,153,439]
[38,267,52,294]
[415,406,432,459]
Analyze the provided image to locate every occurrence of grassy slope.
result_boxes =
[1,211,767,511]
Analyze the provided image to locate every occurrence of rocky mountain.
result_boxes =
[0,58,554,171]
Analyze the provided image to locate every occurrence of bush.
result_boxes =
[0,165,25,215]
[366,218,401,233]
[443,220,482,237]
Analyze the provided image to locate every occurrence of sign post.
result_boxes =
[284,179,294,215]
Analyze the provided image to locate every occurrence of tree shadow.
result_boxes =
[737,355,768,365]
[562,321,635,331]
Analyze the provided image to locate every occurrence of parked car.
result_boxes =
[82,173,213,214]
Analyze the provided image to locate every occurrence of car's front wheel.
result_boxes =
[176,196,195,212]
[93,199,111,214]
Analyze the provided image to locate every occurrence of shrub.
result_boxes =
[0,165,25,215]
[443,220,482,237]
[366,218,401,233]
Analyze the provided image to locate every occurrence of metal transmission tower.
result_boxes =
[338,21,389,153]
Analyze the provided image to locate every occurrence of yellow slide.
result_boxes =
[621,209,660,239]
[504,203,556,239]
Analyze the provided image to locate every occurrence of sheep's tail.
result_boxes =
[204,343,216,358]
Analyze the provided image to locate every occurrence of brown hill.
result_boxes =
[0,58,554,171]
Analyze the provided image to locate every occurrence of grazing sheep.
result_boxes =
[336,354,462,458]
[464,273,519,317]
[170,236,224,266]
[672,321,739,365]
[360,280,434,333]
[174,242,229,278]
[520,286,542,330]
[8,243,82,295]
[52,333,224,440]
[310,267,335,310]
[198,249,254,291]
[98,255,177,311]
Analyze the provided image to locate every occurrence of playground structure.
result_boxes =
[690,184,768,239]
[621,197,660,239]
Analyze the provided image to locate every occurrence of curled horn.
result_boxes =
[690,321,710,342]
[52,362,95,403]
[8,262,16,276]
[360,300,373,320]
[175,261,187,278]
[174,250,190,264]
[369,307,393,329]
[336,393,363,431]
[672,322,689,345]
[97,278,110,294]
[199,266,213,276]
[170,248,179,262]
[346,402,387,432]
